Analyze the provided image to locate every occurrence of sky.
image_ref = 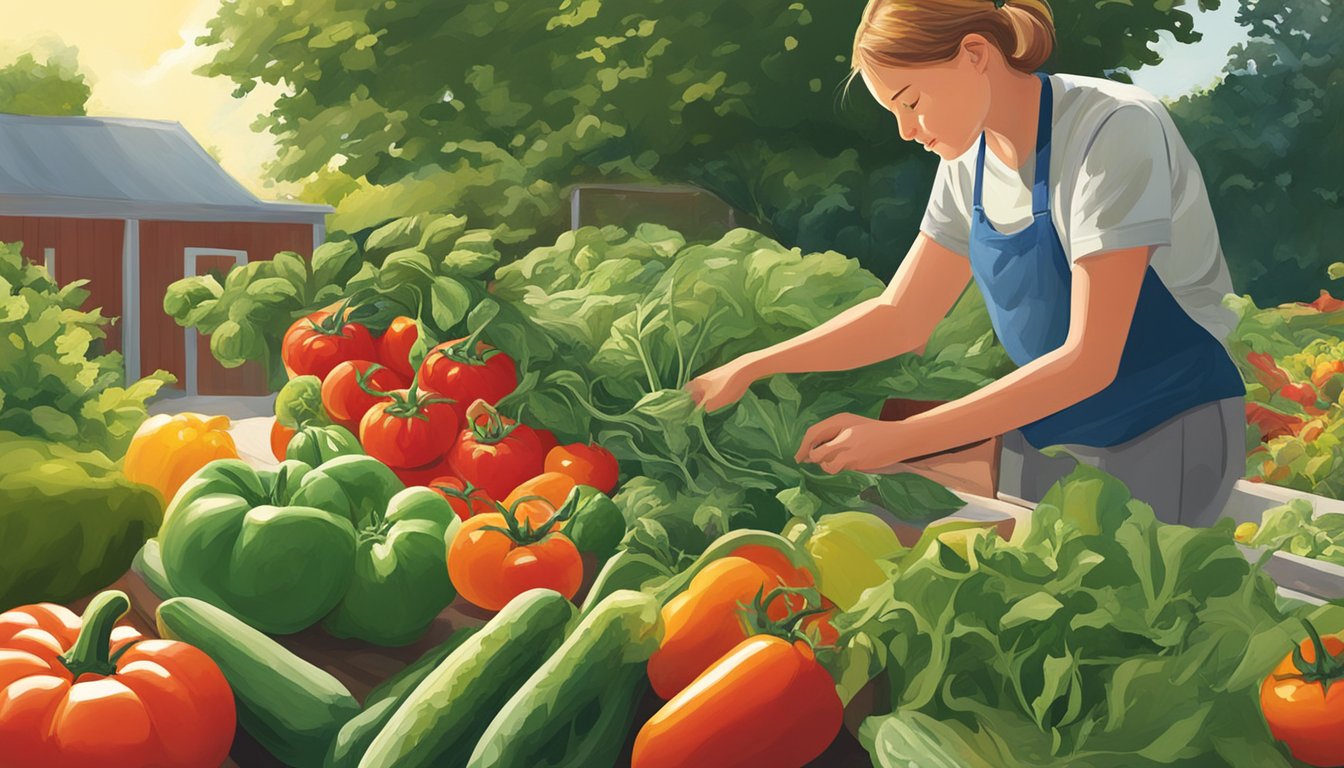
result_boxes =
[0,1,1250,201]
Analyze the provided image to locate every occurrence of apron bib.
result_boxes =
[967,72,1245,450]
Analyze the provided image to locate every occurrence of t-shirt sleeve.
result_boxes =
[1067,104,1174,262]
[919,159,972,257]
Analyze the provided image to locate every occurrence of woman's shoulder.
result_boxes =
[1050,72,1169,122]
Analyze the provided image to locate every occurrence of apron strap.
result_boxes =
[1031,71,1053,216]
[971,72,1054,216]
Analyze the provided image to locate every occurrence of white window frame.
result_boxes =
[183,247,248,395]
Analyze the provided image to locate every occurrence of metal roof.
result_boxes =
[0,113,332,224]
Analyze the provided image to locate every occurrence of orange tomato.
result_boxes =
[544,442,619,494]
[633,635,843,768]
[429,476,497,521]
[503,471,578,526]
[1260,628,1344,767]
[270,420,296,462]
[446,512,583,611]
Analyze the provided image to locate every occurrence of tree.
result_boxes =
[0,45,91,117]
[1170,0,1342,304]
[196,0,1222,279]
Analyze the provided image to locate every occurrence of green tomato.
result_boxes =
[275,374,331,429]
[787,511,905,611]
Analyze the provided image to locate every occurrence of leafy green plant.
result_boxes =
[843,461,1342,768]
[0,241,172,459]
[162,214,503,389]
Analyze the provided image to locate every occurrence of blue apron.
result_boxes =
[967,72,1245,450]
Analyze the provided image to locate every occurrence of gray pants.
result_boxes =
[998,396,1246,527]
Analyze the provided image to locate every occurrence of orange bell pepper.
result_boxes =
[0,590,235,768]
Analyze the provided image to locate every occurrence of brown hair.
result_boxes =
[843,0,1055,99]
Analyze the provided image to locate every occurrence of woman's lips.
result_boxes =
[925,139,938,151]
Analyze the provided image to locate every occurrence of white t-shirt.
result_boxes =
[919,72,1240,344]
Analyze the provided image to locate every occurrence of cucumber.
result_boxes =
[467,589,663,768]
[358,588,577,768]
[322,627,479,768]
[156,596,360,768]
[131,538,176,600]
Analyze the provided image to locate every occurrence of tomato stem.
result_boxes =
[1284,618,1344,695]
[58,590,133,680]
[381,379,457,420]
[737,585,829,648]
[354,362,394,399]
[479,491,580,546]
[440,301,501,365]
[466,399,520,444]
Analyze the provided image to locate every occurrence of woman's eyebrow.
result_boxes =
[889,84,911,102]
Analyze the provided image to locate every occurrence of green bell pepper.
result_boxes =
[285,424,362,466]
[293,455,463,646]
[157,459,358,634]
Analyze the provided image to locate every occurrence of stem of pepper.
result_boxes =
[58,590,135,680]
[736,585,830,648]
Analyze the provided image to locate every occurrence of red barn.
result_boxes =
[0,113,332,395]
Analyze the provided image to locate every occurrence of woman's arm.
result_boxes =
[741,232,972,379]
[895,244,1152,454]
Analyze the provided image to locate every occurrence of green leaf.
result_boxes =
[1000,592,1064,629]
[429,277,472,332]
[311,239,361,287]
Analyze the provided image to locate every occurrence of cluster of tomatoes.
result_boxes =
[274,301,618,516]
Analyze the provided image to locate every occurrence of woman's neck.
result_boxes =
[982,68,1045,172]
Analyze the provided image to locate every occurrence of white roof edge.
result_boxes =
[0,194,332,225]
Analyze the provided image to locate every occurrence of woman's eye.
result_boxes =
[905,98,920,110]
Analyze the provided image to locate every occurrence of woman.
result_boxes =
[685,0,1247,527]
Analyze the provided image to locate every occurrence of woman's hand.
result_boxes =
[796,414,928,474]
[685,360,758,413]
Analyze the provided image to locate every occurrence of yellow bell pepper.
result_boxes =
[123,413,239,511]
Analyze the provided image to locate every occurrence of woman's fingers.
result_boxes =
[796,415,860,462]
[807,431,853,466]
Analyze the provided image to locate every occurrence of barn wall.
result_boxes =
[0,216,125,353]
[139,220,315,396]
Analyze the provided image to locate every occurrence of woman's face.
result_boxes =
[859,37,993,161]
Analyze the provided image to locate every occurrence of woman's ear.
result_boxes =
[958,34,993,74]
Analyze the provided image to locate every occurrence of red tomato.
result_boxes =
[377,316,420,380]
[447,511,583,611]
[532,428,559,457]
[447,401,548,501]
[270,420,295,462]
[1247,402,1306,442]
[1260,625,1344,767]
[1280,382,1319,408]
[633,635,843,768]
[359,387,460,469]
[418,337,518,423]
[544,442,619,494]
[390,452,455,488]
[430,476,497,520]
[282,305,378,380]
[1247,352,1293,393]
[321,360,407,433]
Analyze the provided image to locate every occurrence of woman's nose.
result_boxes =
[895,110,917,142]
